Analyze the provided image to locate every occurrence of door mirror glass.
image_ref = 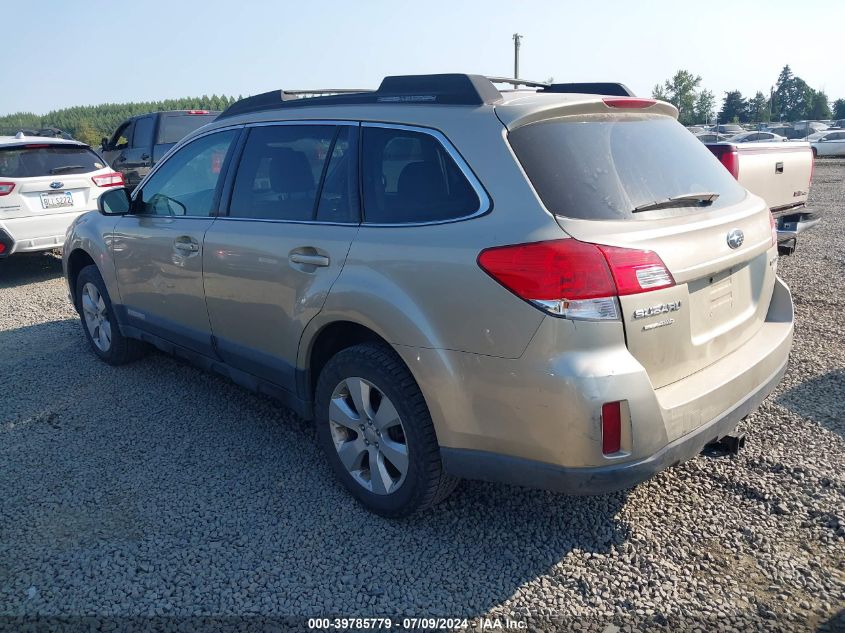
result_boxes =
[98,187,132,215]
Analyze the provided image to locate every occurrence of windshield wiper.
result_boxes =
[633,192,720,213]
[50,165,85,174]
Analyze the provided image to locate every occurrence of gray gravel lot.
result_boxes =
[1,161,843,631]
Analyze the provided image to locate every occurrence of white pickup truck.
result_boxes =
[706,141,816,255]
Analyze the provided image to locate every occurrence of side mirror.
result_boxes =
[98,187,132,215]
[101,137,110,151]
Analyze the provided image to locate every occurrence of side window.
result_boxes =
[316,126,359,223]
[229,124,347,222]
[137,130,237,217]
[111,121,134,150]
[133,116,155,150]
[361,126,480,224]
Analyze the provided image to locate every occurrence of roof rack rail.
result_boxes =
[540,82,635,97]
[487,76,550,89]
[218,74,502,119]
[216,74,636,120]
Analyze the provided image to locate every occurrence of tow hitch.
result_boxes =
[702,434,746,457]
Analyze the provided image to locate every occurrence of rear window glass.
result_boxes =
[508,115,746,220]
[157,114,217,145]
[0,145,104,178]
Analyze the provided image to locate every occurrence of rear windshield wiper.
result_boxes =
[633,192,720,213]
[50,165,85,174]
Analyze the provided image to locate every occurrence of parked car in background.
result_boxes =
[65,74,794,517]
[811,130,845,157]
[101,110,220,188]
[685,126,706,134]
[706,140,816,253]
[729,131,787,143]
[716,124,744,136]
[0,134,123,257]
[695,132,732,143]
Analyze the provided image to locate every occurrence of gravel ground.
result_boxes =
[0,162,843,632]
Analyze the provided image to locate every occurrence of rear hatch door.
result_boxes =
[506,107,777,389]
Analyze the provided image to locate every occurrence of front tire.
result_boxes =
[315,342,457,517]
[75,265,146,365]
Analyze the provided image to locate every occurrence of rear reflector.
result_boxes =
[601,402,622,455]
[708,144,740,179]
[477,239,674,320]
[0,182,14,196]
[92,172,125,188]
[603,97,657,109]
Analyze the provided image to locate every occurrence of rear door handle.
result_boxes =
[173,236,199,254]
[289,252,330,267]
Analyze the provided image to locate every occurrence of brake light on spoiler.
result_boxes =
[477,239,675,321]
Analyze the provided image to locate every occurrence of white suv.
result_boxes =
[0,134,124,257]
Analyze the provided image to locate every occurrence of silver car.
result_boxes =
[64,74,794,516]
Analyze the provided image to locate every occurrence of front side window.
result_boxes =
[361,126,480,224]
[136,130,237,216]
[229,124,356,222]
[111,121,133,150]
[133,117,155,149]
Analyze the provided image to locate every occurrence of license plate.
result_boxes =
[40,191,74,209]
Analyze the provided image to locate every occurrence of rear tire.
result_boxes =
[75,265,146,365]
[315,342,458,517]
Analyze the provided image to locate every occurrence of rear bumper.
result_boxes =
[0,211,88,254]
[404,277,793,494]
[441,355,787,494]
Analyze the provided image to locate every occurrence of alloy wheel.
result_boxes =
[81,282,112,352]
[328,377,409,495]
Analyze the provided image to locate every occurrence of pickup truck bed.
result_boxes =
[706,141,817,252]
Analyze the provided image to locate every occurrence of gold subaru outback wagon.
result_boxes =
[64,74,793,516]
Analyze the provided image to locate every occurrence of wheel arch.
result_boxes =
[66,248,98,309]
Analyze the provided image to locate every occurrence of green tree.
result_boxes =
[834,98,845,119]
[694,90,715,124]
[654,70,702,125]
[808,90,831,120]
[747,92,770,123]
[719,91,748,123]
[651,83,669,101]
[75,120,101,147]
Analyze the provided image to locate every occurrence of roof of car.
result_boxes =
[0,135,87,148]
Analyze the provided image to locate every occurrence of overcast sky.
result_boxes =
[3,0,842,115]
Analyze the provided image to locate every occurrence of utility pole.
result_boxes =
[513,33,523,79]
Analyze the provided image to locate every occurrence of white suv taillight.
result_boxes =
[92,172,125,188]
[0,182,15,196]
[477,239,675,320]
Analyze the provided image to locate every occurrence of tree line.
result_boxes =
[652,65,845,126]
[0,95,239,146]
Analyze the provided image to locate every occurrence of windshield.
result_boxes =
[508,114,747,220]
[0,144,104,178]
[157,114,218,145]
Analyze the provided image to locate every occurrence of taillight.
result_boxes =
[187,110,209,115]
[0,243,6,254]
[92,172,125,188]
[603,97,657,109]
[601,402,622,455]
[0,182,14,196]
[709,144,740,179]
[477,239,674,320]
